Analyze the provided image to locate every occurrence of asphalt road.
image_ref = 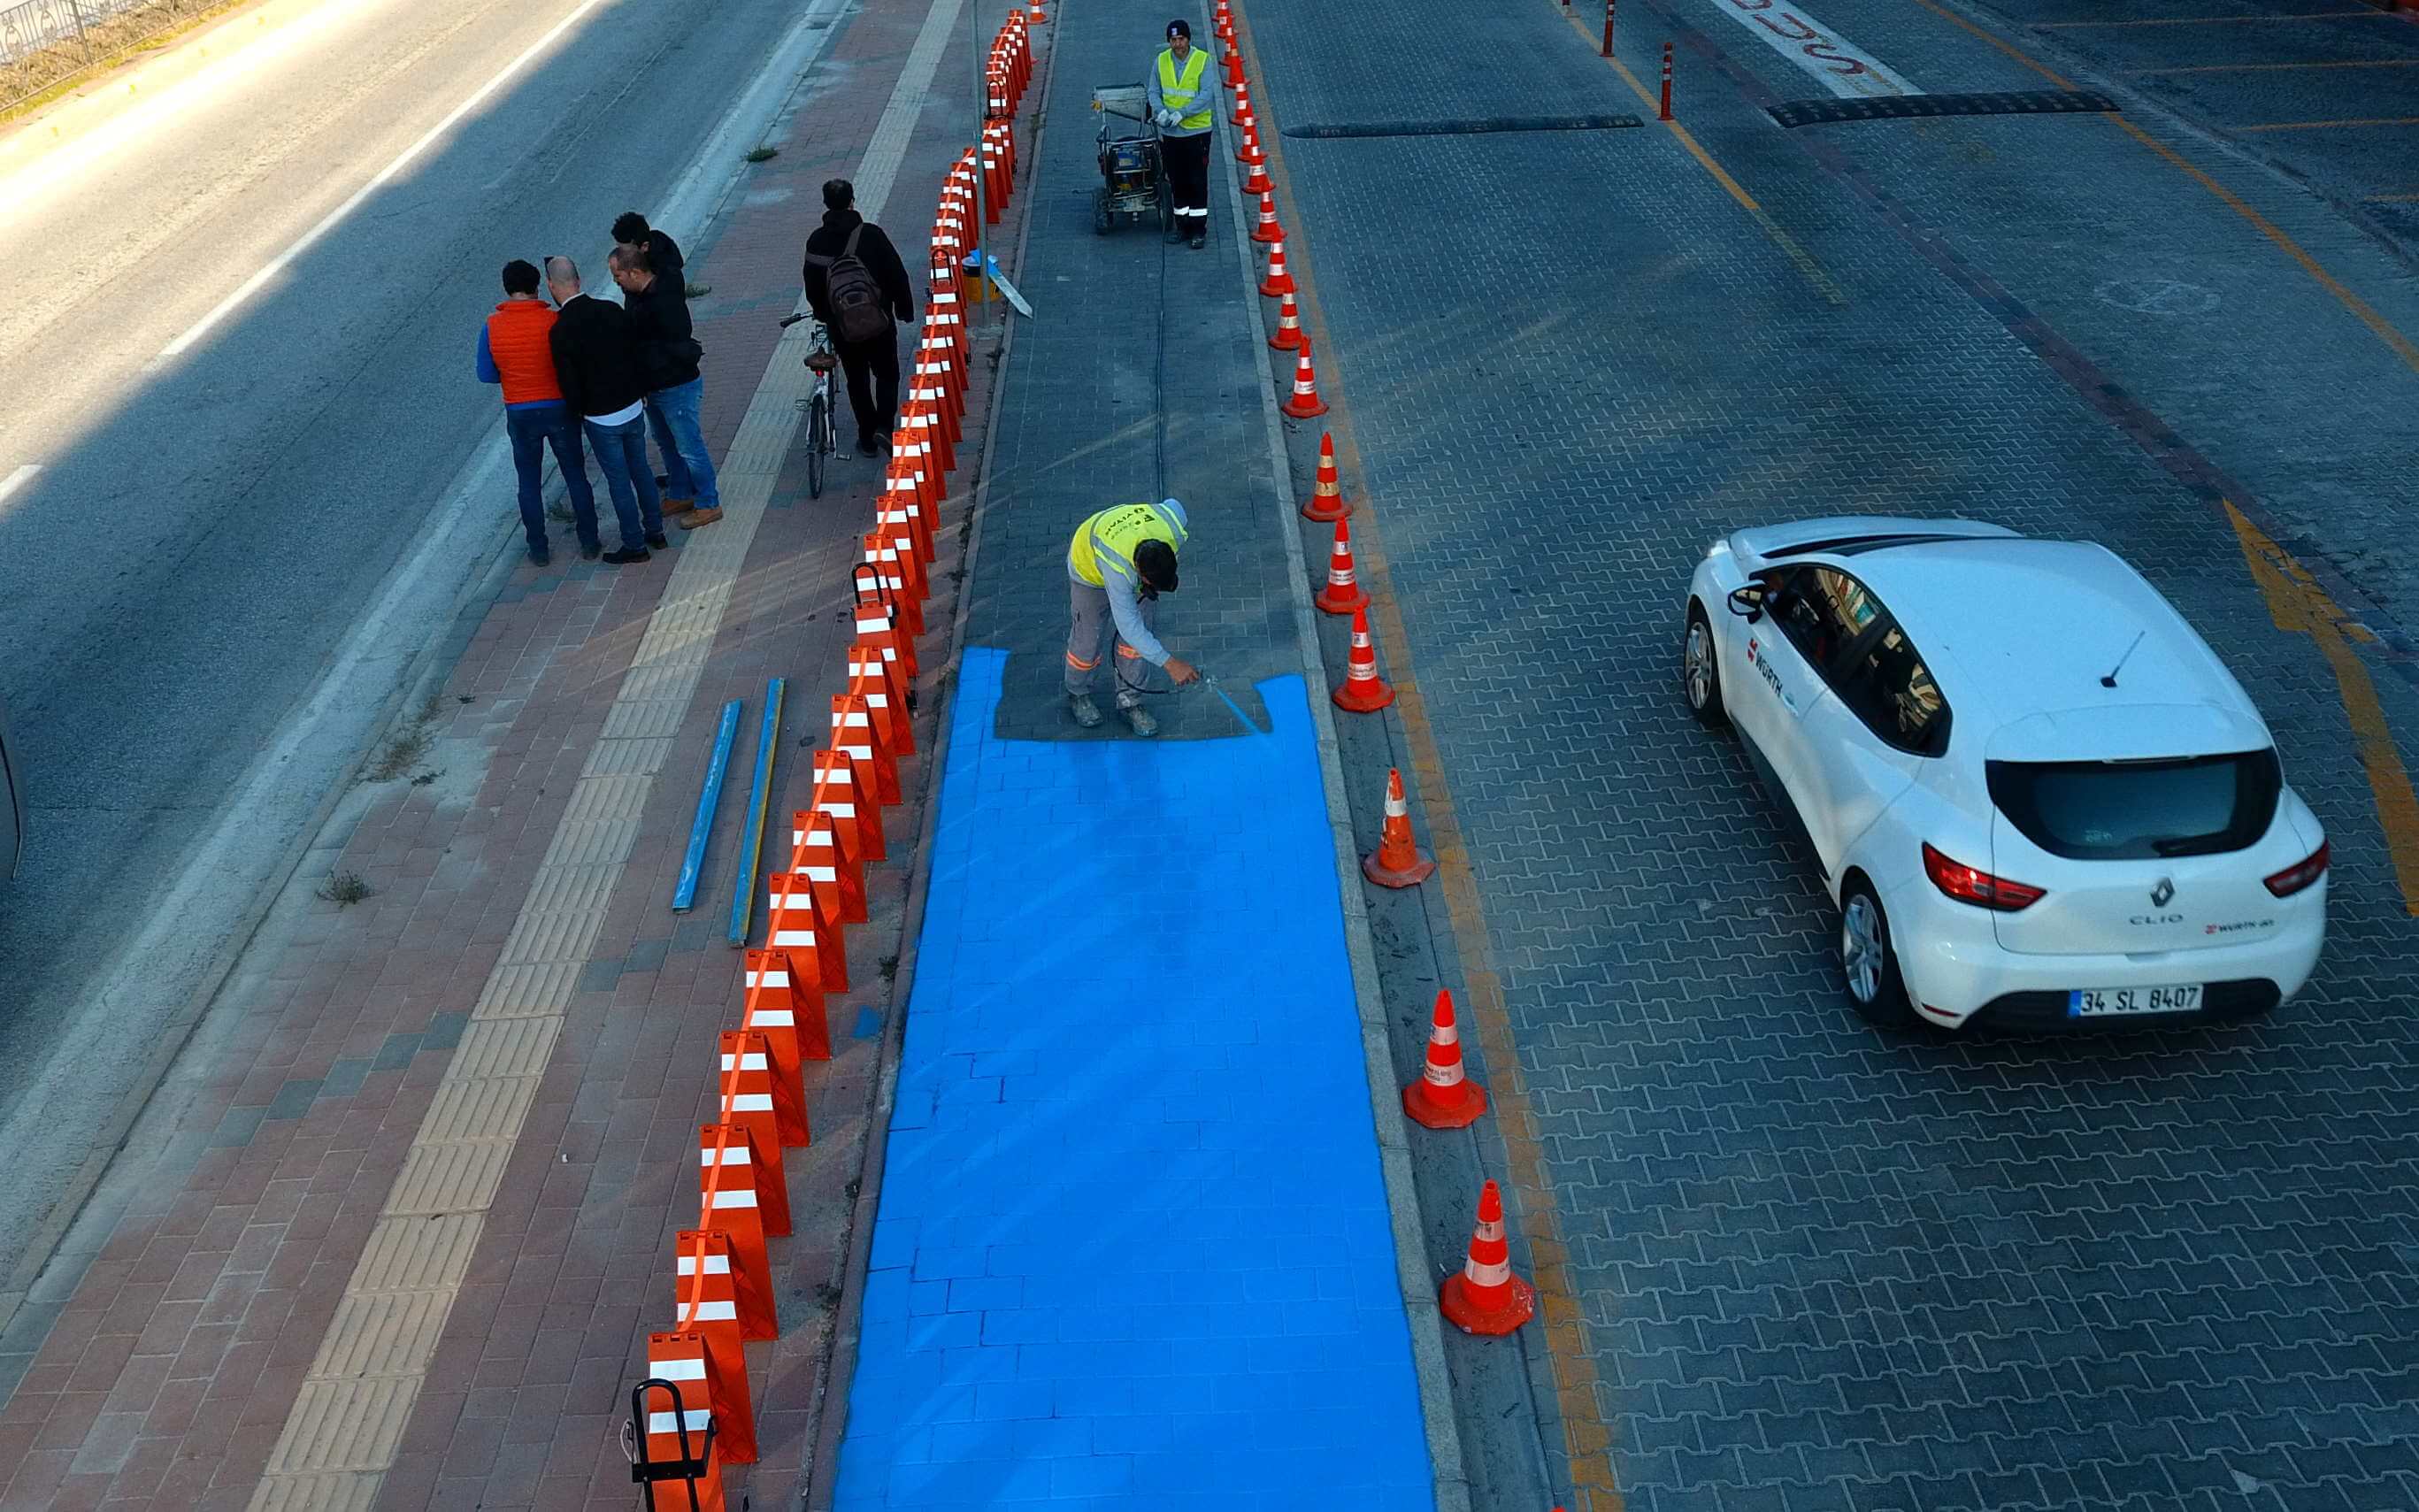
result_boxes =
[0,0,814,1292]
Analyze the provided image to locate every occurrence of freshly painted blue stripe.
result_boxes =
[673,700,744,913]
[729,679,786,944]
[834,648,1433,1510]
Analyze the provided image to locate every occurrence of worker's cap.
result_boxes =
[1166,18,1191,39]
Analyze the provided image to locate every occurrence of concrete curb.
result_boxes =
[800,6,1057,1507]
[1203,6,1477,1508]
[0,0,321,179]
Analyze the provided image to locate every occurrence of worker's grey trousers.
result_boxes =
[1064,579,1158,705]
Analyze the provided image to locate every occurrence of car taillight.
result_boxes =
[2263,840,2329,898]
[1922,843,2045,911]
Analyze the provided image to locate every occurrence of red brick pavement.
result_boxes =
[0,0,1025,1504]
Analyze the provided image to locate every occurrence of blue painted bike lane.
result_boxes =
[832,649,1434,1509]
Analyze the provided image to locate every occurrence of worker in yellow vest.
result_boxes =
[1065,498,1200,735]
[1149,19,1216,249]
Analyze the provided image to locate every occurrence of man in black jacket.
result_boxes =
[612,211,705,513]
[611,244,721,531]
[802,179,917,457]
[545,256,666,564]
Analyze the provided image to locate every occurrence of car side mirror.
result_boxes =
[1726,583,1768,622]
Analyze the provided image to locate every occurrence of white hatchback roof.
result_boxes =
[1805,536,2273,760]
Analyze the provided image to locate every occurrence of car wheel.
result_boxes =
[1683,603,1726,728]
[1840,883,1916,1027]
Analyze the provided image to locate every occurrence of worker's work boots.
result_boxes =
[1067,693,1103,728]
[1115,694,1159,737]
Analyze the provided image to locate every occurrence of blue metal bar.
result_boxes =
[727,678,786,946]
[673,701,744,913]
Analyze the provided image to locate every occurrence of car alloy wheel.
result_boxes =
[1842,894,1885,1004]
[1683,606,1725,727]
[1839,884,1916,1027]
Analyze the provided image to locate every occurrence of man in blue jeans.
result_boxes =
[543,256,667,564]
[611,242,721,530]
[476,259,597,564]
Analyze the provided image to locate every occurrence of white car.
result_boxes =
[1681,517,2328,1032]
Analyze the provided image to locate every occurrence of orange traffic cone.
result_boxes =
[1301,432,1349,521]
[1315,518,1367,615]
[1235,118,1260,165]
[1241,139,1273,196]
[1250,188,1285,244]
[1269,291,1304,352]
[1231,80,1251,127]
[1028,0,1047,21]
[1440,1178,1535,1336]
[1282,343,1328,418]
[1402,989,1486,1127]
[1363,769,1437,888]
[1332,605,1394,712]
[1260,236,1296,297]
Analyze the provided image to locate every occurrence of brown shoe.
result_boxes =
[661,496,696,514]
[677,505,723,530]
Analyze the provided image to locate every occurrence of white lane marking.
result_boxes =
[150,0,614,367]
[0,464,39,505]
[1704,0,1923,98]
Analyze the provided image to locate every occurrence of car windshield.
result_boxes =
[1986,750,2282,861]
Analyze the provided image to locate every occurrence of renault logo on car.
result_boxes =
[2150,877,2175,908]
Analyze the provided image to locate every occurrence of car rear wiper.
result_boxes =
[2149,834,2227,857]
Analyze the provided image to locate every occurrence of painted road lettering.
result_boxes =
[1708,0,1924,97]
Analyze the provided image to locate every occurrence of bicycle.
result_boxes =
[779,312,840,498]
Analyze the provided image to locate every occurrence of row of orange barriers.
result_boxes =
[624,11,1043,1508]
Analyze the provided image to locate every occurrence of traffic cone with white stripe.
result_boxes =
[1282,342,1328,418]
[697,1124,773,1313]
[1231,79,1251,127]
[1315,518,1367,615]
[1301,432,1349,521]
[721,1028,809,1152]
[1402,989,1486,1128]
[1270,292,1304,352]
[1440,1178,1535,1336]
[1260,236,1296,297]
[1332,605,1394,712]
[1241,136,1273,197]
[669,1236,759,1462]
[1362,769,1435,888]
[677,1228,775,1341]
[639,1332,734,1501]
[1250,188,1285,244]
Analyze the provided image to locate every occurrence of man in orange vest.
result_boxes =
[478,259,599,565]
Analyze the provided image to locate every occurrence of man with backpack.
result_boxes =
[802,179,917,457]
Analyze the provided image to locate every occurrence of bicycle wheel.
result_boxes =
[806,390,828,499]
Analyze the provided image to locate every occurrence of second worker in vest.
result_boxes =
[1066,499,1201,735]
[1150,19,1216,249]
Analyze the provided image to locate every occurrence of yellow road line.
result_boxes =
[1559,8,1851,304]
[2128,56,2419,70]
[1232,10,1631,1503]
[2038,9,2402,22]
[2238,114,2419,130]
[2227,506,2419,916]
[1904,0,2419,376]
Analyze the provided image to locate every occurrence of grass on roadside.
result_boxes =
[365,691,445,783]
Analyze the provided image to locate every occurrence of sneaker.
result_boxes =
[526,546,552,566]
[1189,231,1206,249]
[647,533,671,550]
[873,431,895,455]
[1163,226,1186,245]
[1120,702,1160,737]
[603,547,651,565]
[857,436,881,457]
[580,542,603,561]
[1067,693,1103,728]
[662,496,696,515]
[679,506,723,530]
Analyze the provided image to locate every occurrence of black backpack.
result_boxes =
[809,226,890,344]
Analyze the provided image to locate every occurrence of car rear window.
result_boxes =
[1986,750,2282,861]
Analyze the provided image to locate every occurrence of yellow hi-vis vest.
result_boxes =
[1156,46,1214,131]
[1070,500,1189,587]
